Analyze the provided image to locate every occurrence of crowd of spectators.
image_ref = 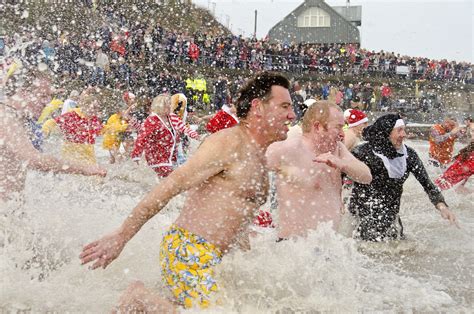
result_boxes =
[3,9,473,88]
[2,4,472,116]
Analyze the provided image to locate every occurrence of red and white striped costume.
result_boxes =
[169,113,199,140]
[131,113,198,177]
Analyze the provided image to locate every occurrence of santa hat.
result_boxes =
[348,109,368,128]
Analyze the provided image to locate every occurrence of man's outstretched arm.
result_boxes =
[80,131,238,269]
[314,142,372,184]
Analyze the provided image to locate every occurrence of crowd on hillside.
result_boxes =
[1,4,471,119]
[2,10,472,95]
[0,28,447,116]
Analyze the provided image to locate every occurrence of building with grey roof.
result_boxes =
[268,0,361,44]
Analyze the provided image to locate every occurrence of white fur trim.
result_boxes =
[221,104,239,123]
[348,117,368,128]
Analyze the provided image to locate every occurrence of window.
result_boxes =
[297,7,331,27]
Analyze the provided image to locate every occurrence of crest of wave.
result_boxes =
[214,222,452,313]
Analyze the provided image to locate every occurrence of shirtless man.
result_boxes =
[0,71,106,202]
[266,101,372,239]
[79,72,296,311]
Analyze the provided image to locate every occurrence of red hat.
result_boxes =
[348,109,368,128]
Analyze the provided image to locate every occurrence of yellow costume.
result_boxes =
[102,113,128,150]
[160,225,222,309]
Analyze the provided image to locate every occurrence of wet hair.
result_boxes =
[301,100,340,133]
[235,72,290,119]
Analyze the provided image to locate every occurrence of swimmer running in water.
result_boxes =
[0,70,106,202]
[266,101,372,239]
[79,72,296,312]
[349,114,458,241]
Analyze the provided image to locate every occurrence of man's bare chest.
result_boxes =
[280,153,341,189]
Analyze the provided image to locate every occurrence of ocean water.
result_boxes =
[1,138,472,313]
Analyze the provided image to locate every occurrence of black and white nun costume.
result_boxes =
[349,114,446,241]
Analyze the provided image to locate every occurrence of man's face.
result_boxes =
[260,85,295,142]
[319,107,345,150]
[354,122,368,134]
[389,126,406,150]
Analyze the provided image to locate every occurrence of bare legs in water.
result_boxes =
[113,281,177,313]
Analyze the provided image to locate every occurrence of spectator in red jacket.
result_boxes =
[188,39,200,63]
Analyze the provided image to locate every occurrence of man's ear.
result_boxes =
[251,98,263,117]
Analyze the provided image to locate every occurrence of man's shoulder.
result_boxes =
[267,135,301,154]
[203,126,243,149]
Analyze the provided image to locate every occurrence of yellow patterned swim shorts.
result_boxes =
[160,224,222,309]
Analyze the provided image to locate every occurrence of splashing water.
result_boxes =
[1,139,472,312]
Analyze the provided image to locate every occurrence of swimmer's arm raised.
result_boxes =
[122,133,235,237]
